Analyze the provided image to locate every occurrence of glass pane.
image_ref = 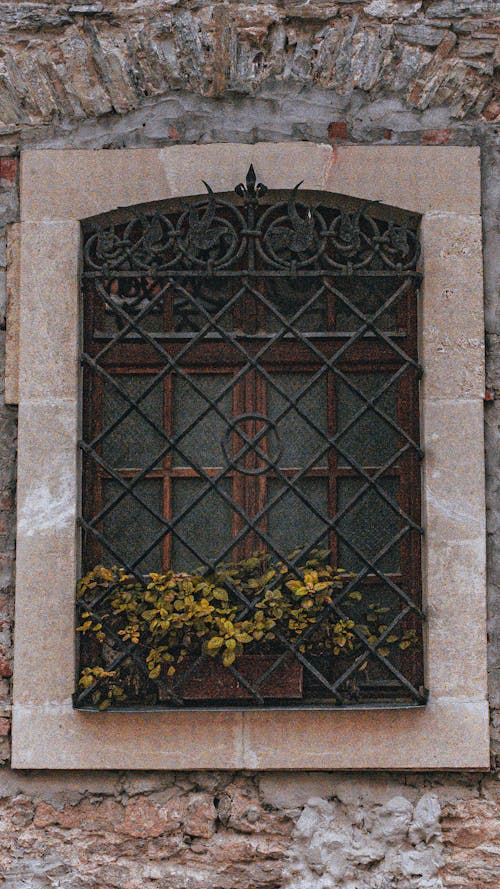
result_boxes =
[102,374,164,469]
[266,478,328,560]
[335,278,398,332]
[171,478,233,572]
[173,280,235,332]
[336,477,400,574]
[265,278,326,332]
[336,374,399,467]
[102,478,163,574]
[173,374,233,467]
[267,373,328,467]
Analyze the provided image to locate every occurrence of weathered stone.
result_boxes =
[0,0,493,133]
[218,782,292,836]
[427,0,497,17]
[351,25,393,91]
[120,797,166,838]
[395,23,451,46]
[69,3,105,13]
[183,791,218,838]
[410,794,442,845]
[458,37,498,58]
[0,3,73,30]
[33,797,123,831]
[365,0,422,18]
[440,795,500,888]
[284,793,443,887]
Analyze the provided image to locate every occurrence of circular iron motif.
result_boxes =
[222,413,282,476]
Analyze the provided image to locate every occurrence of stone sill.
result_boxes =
[12,699,490,770]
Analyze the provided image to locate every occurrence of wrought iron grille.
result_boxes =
[75,165,426,710]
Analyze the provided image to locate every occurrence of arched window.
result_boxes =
[76,165,424,709]
[12,144,488,768]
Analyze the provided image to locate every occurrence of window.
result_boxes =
[76,166,425,710]
[11,144,488,768]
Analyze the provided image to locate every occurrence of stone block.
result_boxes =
[325,146,481,214]
[421,399,486,542]
[424,537,488,700]
[11,705,245,769]
[241,700,490,769]
[14,398,79,703]
[18,221,80,401]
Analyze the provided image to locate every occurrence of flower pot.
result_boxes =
[159,654,303,701]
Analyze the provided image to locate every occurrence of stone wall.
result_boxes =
[0,0,498,886]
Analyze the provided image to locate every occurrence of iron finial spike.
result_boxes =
[246,164,257,193]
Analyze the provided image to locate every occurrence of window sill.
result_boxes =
[12,699,488,770]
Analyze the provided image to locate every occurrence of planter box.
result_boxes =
[159,654,303,701]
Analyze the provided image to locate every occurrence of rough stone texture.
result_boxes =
[0,0,497,148]
[0,771,496,887]
[0,0,497,885]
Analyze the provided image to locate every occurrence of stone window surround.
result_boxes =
[9,142,488,770]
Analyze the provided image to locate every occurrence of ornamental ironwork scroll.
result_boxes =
[75,166,425,711]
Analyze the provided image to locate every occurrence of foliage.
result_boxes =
[76,550,416,708]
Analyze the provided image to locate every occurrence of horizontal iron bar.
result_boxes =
[83,269,422,279]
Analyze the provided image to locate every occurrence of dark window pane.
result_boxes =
[335,278,398,332]
[173,374,233,467]
[336,374,399,467]
[267,373,328,467]
[102,374,164,469]
[102,478,163,574]
[171,478,233,571]
[336,477,400,573]
[173,280,235,332]
[266,478,328,558]
[265,278,326,332]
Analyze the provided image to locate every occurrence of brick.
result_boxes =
[327,121,350,141]
[420,127,452,144]
[0,159,17,185]
[0,657,12,678]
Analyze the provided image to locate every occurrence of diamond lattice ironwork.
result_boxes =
[74,166,426,710]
